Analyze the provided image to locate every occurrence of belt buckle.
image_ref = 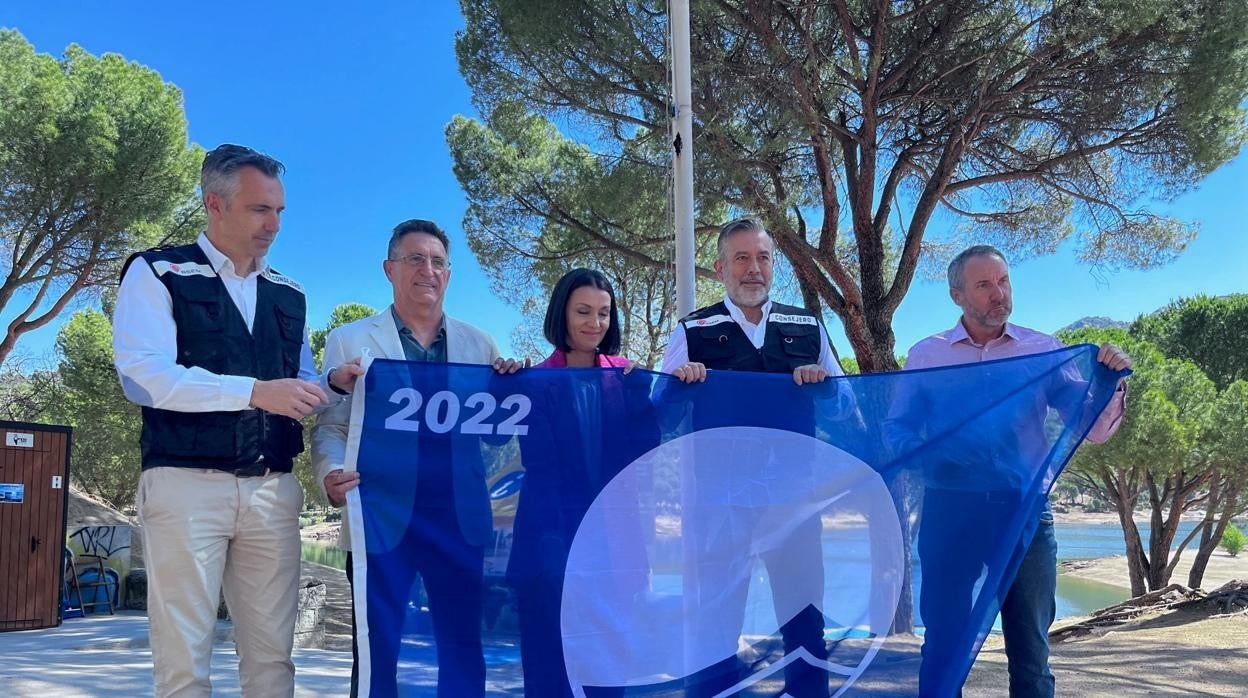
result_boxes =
[233,463,269,478]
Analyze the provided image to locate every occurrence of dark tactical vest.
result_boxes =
[128,243,306,472]
[682,300,822,373]
[682,301,827,501]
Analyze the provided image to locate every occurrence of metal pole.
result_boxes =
[671,1,700,675]
[671,0,696,318]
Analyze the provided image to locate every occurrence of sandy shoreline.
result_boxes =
[1051,510,1128,525]
[1050,508,1212,525]
[1061,549,1248,592]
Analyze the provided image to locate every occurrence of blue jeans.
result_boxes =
[919,494,1056,698]
[999,508,1056,698]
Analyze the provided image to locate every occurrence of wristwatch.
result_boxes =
[327,368,349,395]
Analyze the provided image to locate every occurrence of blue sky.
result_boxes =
[4,1,1245,366]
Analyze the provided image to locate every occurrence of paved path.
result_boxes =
[303,559,354,652]
[0,612,352,697]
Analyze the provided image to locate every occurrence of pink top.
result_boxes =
[535,349,630,369]
[904,320,1127,443]
[532,346,643,597]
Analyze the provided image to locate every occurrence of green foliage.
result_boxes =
[292,443,322,508]
[1062,327,1214,481]
[296,302,379,507]
[1051,479,1081,507]
[310,302,377,366]
[1086,497,1110,514]
[1222,524,1246,557]
[1132,294,1248,390]
[0,368,64,422]
[1174,1,1248,171]
[0,30,202,366]
[1059,324,1236,591]
[1130,299,1248,588]
[446,106,722,366]
[836,353,906,375]
[453,0,1248,371]
[1205,380,1248,484]
[55,310,142,508]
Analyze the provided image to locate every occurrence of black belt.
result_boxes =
[207,460,273,478]
[225,463,272,478]
[145,462,283,476]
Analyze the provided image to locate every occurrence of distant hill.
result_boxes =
[1060,316,1130,332]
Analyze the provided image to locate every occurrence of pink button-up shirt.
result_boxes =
[535,349,630,369]
[904,320,1126,443]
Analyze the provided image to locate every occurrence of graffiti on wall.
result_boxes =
[67,525,132,598]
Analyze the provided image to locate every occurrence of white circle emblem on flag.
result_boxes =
[560,426,904,695]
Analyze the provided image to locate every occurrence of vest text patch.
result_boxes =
[769,313,817,326]
[684,314,734,328]
[261,268,305,293]
[151,260,216,278]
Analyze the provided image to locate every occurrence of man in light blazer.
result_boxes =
[312,219,523,698]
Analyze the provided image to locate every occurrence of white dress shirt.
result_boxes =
[113,232,334,412]
[661,297,844,376]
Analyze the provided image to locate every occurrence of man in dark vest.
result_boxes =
[661,217,843,697]
[113,144,362,697]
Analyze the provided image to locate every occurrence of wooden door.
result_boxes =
[0,422,71,631]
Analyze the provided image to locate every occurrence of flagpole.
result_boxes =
[671,0,696,318]
[670,1,702,677]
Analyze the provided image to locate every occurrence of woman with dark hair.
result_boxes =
[507,268,648,696]
[534,267,630,370]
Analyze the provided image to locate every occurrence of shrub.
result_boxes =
[1221,524,1246,557]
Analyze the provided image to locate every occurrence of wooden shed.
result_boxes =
[0,421,72,632]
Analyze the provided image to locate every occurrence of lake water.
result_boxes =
[302,540,348,570]
[1050,520,1199,621]
[302,521,1194,622]
[1057,520,1199,560]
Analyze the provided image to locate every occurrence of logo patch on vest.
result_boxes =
[685,314,734,328]
[769,313,817,326]
[261,268,305,294]
[151,260,216,278]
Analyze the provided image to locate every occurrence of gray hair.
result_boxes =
[200,144,285,202]
[947,245,1008,290]
[388,219,450,259]
[717,217,770,258]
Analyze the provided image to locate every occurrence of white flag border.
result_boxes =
[344,347,375,698]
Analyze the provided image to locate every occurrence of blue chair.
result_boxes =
[63,549,116,616]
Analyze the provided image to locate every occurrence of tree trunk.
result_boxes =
[1144,473,1188,591]
[1121,517,1149,597]
[1187,477,1223,589]
[1189,482,1240,589]
[888,477,914,634]
[1113,478,1149,597]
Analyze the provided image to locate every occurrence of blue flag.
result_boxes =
[344,345,1125,697]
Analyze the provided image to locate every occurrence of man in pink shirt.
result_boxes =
[902,245,1130,697]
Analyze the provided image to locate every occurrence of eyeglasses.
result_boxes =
[388,253,450,271]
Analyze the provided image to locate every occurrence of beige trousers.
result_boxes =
[137,467,303,698]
